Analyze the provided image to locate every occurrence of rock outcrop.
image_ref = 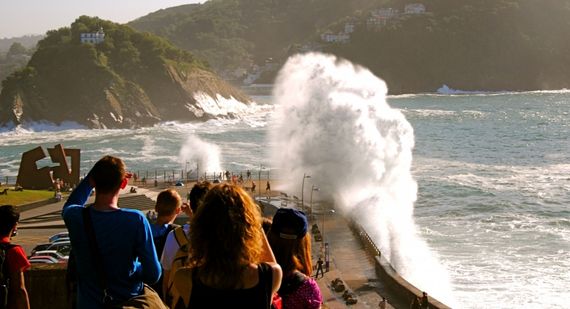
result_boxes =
[0,16,250,129]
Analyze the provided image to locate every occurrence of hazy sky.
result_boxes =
[0,0,203,39]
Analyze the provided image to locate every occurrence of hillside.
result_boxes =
[129,0,384,79]
[327,0,570,93]
[130,0,570,93]
[0,16,250,129]
[0,35,43,53]
[0,42,33,90]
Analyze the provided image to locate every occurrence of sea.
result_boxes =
[0,53,568,308]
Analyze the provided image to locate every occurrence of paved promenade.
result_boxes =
[15,182,407,309]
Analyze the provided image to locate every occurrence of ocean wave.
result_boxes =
[400,108,486,119]
[388,87,570,99]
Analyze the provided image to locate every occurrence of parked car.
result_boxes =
[47,241,71,256]
[48,231,69,243]
[29,255,60,264]
[32,250,68,261]
[175,181,184,186]
[51,238,70,245]
[30,243,52,256]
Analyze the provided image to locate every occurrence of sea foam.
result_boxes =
[269,52,457,306]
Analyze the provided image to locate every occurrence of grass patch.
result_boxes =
[0,189,56,206]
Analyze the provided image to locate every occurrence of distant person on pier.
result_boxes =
[161,181,211,306]
[266,180,271,192]
[172,184,282,308]
[269,208,322,309]
[411,295,421,309]
[149,189,184,300]
[379,296,387,309]
[0,205,31,309]
[315,257,324,278]
[62,156,165,308]
[420,291,429,309]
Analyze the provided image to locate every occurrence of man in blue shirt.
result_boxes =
[63,155,161,308]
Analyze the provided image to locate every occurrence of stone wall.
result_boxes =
[349,221,451,309]
[25,264,70,309]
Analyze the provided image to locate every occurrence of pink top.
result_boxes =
[282,277,322,309]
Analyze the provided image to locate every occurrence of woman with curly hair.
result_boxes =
[173,183,282,308]
[269,208,322,309]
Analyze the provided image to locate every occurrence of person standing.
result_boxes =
[315,257,324,278]
[173,184,282,308]
[62,155,165,308]
[379,296,387,309]
[149,189,183,300]
[161,181,212,305]
[411,296,421,309]
[420,291,429,309]
[0,205,30,309]
[268,208,322,308]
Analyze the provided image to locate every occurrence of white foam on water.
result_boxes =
[401,108,486,120]
[179,134,222,174]
[269,52,457,306]
[192,92,273,127]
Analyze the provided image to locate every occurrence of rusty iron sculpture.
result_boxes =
[16,144,80,190]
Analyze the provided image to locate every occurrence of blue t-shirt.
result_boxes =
[62,176,161,309]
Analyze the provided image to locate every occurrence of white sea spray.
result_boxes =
[269,52,457,306]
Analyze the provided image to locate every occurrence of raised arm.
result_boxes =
[259,232,282,294]
[62,175,93,214]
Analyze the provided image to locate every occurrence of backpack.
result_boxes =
[166,226,190,308]
[151,224,179,300]
[153,224,179,260]
[0,243,15,309]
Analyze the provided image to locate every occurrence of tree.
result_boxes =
[7,42,27,58]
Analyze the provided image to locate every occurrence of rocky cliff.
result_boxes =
[0,16,250,129]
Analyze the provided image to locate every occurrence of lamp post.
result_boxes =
[301,173,311,211]
[258,164,265,198]
[185,161,189,181]
[310,185,319,219]
[322,208,335,254]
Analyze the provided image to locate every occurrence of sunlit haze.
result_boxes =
[0,0,203,38]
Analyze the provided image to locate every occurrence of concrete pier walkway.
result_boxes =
[310,207,407,309]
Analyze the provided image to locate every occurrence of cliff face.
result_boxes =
[0,16,250,129]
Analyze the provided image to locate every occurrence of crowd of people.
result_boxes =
[1,155,327,308]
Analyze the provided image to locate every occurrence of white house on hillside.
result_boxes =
[367,8,399,29]
[404,3,426,14]
[320,31,350,43]
[344,22,355,34]
[80,27,105,44]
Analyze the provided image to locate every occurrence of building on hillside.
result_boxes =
[80,27,105,44]
[404,3,426,14]
[320,31,350,44]
[367,8,399,30]
[372,8,399,19]
[344,22,355,34]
